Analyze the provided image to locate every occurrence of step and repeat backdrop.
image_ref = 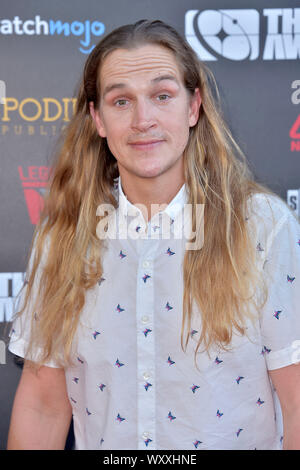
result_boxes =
[0,0,299,448]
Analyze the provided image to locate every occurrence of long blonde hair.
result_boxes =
[13,19,271,368]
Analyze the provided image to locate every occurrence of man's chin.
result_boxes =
[134,168,165,179]
[120,165,165,180]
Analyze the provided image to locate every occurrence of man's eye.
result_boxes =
[157,94,170,101]
[115,99,128,106]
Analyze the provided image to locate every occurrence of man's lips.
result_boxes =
[128,139,165,150]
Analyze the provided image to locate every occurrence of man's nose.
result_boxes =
[131,97,156,132]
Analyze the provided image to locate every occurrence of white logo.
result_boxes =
[0,80,5,104]
[0,341,6,365]
[287,189,300,217]
[291,80,300,104]
[185,8,300,61]
[0,272,25,323]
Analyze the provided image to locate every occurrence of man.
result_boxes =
[7,20,300,450]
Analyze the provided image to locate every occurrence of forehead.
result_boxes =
[99,44,184,91]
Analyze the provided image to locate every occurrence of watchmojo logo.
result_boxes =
[185,8,300,61]
[0,15,105,53]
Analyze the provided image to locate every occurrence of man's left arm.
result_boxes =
[269,364,300,450]
[253,197,300,449]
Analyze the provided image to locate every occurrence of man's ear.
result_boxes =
[89,101,107,138]
[188,88,202,128]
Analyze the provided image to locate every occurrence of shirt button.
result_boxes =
[141,315,149,324]
[143,371,150,380]
[142,260,151,268]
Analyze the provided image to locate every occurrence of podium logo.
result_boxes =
[185,8,300,61]
[18,166,52,224]
[1,97,77,122]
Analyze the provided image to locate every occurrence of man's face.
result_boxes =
[90,44,201,182]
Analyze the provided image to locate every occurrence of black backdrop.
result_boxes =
[0,0,299,449]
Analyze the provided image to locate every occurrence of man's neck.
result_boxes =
[119,172,185,223]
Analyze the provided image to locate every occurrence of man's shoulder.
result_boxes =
[245,191,298,253]
[246,191,292,227]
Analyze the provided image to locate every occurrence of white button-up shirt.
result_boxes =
[9,177,300,450]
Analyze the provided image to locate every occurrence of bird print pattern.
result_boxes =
[8,182,300,451]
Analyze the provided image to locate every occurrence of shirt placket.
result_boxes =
[136,220,160,450]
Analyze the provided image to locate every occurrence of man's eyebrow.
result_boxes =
[102,83,126,98]
[151,74,180,86]
[102,74,180,98]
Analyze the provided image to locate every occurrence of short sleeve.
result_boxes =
[8,232,61,368]
[254,196,300,370]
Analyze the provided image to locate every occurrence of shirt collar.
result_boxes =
[116,175,187,222]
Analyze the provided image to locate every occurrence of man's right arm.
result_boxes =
[7,360,72,450]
